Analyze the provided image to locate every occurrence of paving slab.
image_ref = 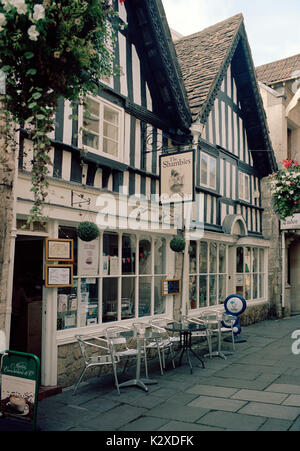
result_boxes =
[239,402,300,420]
[144,402,209,423]
[158,420,224,431]
[186,384,238,398]
[196,410,266,431]
[282,395,300,407]
[187,395,247,412]
[231,389,288,404]
[120,416,169,431]
[258,418,293,431]
[266,383,300,395]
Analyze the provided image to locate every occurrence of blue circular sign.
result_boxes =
[224,294,246,316]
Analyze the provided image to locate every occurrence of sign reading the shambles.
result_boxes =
[159,150,195,204]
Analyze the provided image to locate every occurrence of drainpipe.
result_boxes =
[281,231,286,313]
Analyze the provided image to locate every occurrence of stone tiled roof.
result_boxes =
[256,54,300,85]
[174,14,244,121]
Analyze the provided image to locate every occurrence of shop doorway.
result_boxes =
[290,238,300,314]
[10,236,44,360]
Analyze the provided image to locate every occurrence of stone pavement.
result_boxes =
[3,315,300,432]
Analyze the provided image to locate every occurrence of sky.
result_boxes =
[161,0,300,67]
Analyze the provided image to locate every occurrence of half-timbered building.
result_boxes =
[6,5,278,389]
[9,0,192,387]
[174,14,277,316]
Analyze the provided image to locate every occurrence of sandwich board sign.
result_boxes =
[0,350,40,431]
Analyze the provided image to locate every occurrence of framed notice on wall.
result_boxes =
[45,264,73,287]
[45,238,74,262]
[161,278,181,296]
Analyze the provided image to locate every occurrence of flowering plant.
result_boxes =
[0,0,124,223]
[268,159,300,220]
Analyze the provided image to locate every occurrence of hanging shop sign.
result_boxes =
[280,213,300,230]
[0,350,40,431]
[45,264,73,288]
[159,149,195,204]
[45,238,74,262]
[161,278,181,296]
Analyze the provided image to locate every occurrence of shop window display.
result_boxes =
[56,230,167,330]
[235,246,265,300]
[189,240,228,310]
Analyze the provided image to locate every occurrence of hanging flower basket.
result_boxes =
[268,160,300,220]
[77,221,99,242]
[170,236,186,252]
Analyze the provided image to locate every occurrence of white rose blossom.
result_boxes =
[28,24,39,41]
[1,0,12,12]
[33,4,45,21]
[0,12,7,30]
[10,0,27,14]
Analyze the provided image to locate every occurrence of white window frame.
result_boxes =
[235,246,266,301]
[56,231,169,333]
[79,95,124,162]
[238,172,250,202]
[200,152,217,190]
[188,240,228,311]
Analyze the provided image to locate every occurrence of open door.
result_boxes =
[10,236,43,360]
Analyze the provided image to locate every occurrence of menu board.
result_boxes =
[161,278,181,296]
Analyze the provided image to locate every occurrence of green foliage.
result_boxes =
[0,0,123,223]
[268,160,300,220]
[77,221,100,242]
[170,236,186,253]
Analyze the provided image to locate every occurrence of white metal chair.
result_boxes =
[184,315,213,357]
[105,325,142,376]
[73,335,120,395]
[149,318,179,373]
[201,310,236,359]
[219,312,237,352]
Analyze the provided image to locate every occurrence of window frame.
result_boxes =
[200,152,217,190]
[79,95,124,162]
[188,240,228,311]
[235,246,265,301]
[56,231,169,332]
[238,172,250,202]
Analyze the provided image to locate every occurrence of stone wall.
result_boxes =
[260,177,284,317]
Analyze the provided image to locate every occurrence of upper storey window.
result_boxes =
[238,172,250,202]
[82,96,123,160]
[200,152,216,190]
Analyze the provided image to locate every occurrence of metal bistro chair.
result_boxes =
[105,325,142,379]
[184,315,213,358]
[73,335,120,395]
[149,318,179,373]
[201,310,237,359]
[219,312,238,353]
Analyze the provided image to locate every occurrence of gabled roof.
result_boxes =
[126,0,192,133]
[256,53,300,85]
[174,14,244,122]
[174,14,277,176]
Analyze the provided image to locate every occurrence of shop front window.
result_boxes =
[235,247,265,300]
[56,231,167,330]
[188,240,228,310]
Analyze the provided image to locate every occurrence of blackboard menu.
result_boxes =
[161,279,181,296]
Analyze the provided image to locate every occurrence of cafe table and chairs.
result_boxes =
[165,318,205,374]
